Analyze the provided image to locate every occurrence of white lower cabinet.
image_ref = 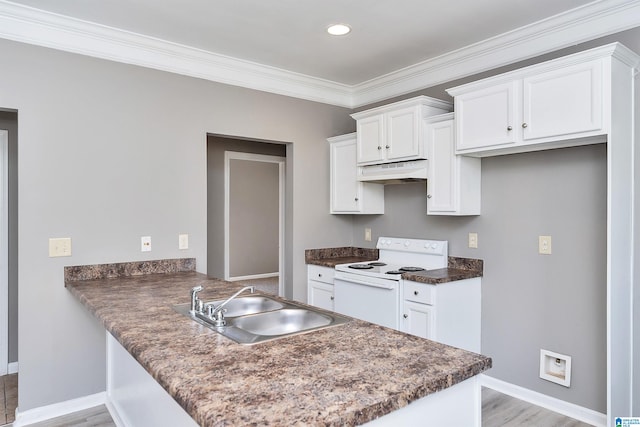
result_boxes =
[401,278,481,353]
[307,265,335,311]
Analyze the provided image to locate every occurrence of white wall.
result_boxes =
[0,38,354,411]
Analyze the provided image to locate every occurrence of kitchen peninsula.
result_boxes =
[65,259,491,426]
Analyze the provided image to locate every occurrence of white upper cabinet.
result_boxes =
[425,113,481,216]
[448,48,613,157]
[329,133,384,214]
[453,81,519,152]
[351,96,452,166]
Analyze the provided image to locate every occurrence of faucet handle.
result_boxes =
[191,285,203,295]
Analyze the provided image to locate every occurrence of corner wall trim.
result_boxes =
[480,374,606,427]
[7,361,17,374]
[13,392,107,427]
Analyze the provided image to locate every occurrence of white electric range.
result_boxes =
[334,237,448,329]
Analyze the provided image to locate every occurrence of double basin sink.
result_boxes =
[174,295,350,345]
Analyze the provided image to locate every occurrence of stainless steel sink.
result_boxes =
[173,295,350,345]
[232,309,333,336]
[204,296,283,317]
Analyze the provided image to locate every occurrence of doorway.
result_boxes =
[206,135,288,297]
[224,152,285,295]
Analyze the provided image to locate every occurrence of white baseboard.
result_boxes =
[480,374,606,427]
[105,397,127,427]
[228,272,279,281]
[8,361,18,374]
[13,392,107,427]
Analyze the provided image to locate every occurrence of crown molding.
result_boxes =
[0,1,355,107]
[352,0,640,107]
[0,0,638,109]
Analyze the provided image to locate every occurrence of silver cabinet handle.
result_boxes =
[426,194,432,199]
[318,273,322,277]
[522,123,528,128]
[377,146,382,150]
[403,314,408,318]
[385,145,390,149]
[414,290,419,296]
[507,126,513,131]
[355,197,359,202]
[330,296,334,300]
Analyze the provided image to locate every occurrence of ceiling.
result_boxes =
[1,0,639,107]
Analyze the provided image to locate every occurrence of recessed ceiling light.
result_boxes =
[327,24,351,36]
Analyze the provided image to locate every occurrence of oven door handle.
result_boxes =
[335,276,395,290]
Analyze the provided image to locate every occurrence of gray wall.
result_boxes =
[352,145,607,412]
[1,39,354,411]
[0,111,18,364]
[229,158,280,277]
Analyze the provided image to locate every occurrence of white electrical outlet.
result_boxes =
[179,234,189,250]
[49,237,72,257]
[365,228,372,242]
[468,233,478,249]
[141,236,152,252]
[539,235,552,255]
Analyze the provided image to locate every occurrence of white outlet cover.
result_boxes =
[141,236,152,252]
[49,237,72,257]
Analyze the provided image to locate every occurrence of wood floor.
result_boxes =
[0,384,595,427]
[482,387,594,427]
[0,374,16,425]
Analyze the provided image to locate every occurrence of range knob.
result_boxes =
[404,241,410,247]
[431,243,438,249]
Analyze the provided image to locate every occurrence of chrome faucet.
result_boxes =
[207,286,255,327]
[190,285,204,314]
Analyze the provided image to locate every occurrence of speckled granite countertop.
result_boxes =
[65,259,491,427]
[305,247,379,268]
[306,247,483,284]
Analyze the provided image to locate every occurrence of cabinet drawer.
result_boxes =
[403,281,434,305]
[307,265,335,284]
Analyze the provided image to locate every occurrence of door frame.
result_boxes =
[223,151,286,296]
[0,130,8,376]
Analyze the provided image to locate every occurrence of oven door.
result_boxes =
[334,271,400,330]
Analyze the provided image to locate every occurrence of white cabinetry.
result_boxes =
[425,113,481,215]
[401,278,481,353]
[329,133,384,214]
[307,265,335,311]
[449,54,607,156]
[351,96,451,165]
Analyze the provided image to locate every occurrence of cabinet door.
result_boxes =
[356,115,385,164]
[330,138,361,213]
[523,60,603,141]
[386,106,421,161]
[308,281,334,311]
[427,119,456,213]
[401,300,434,339]
[455,81,519,152]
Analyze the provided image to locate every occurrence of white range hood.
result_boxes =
[357,159,428,184]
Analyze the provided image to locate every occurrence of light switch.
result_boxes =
[179,234,189,250]
[468,233,478,249]
[539,235,552,255]
[365,228,372,242]
[49,237,72,257]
